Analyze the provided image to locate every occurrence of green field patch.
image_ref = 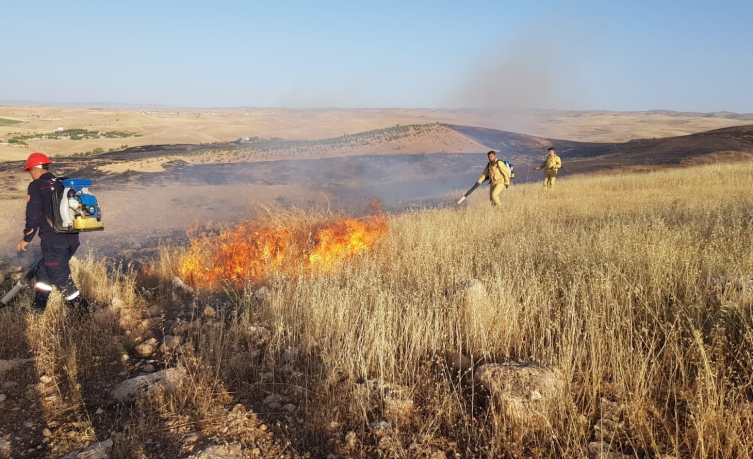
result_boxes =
[0,118,23,126]
[7,128,140,144]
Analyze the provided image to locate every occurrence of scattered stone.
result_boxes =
[111,297,124,308]
[345,431,358,449]
[95,408,104,415]
[147,305,163,316]
[203,306,216,318]
[299,336,320,354]
[0,394,6,403]
[135,338,158,357]
[111,367,187,402]
[283,346,299,362]
[445,351,473,371]
[2,381,17,389]
[59,438,113,459]
[40,375,53,384]
[474,362,566,425]
[446,279,490,306]
[23,421,34,428]
[93,306,119,326]
[282,403,296,413]
[370,420,392,435]
[0,358,35,374]
[171,277,194,294]
[160,335,181,353]
[709,274,753,301]
[252,286,269,302]
[359,380,414,420]
[588,441,631,459]
[42,428,52,437]
[142,364,155,373]
[247,325,271,347]
[593,418,625,439]
[188,443,245,459]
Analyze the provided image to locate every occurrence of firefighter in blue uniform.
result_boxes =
[17,153,86,310]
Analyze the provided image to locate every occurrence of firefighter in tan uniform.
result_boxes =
[476,151,510,206]
[535,147,562,190]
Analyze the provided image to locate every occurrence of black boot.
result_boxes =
[66,296,90,311]
[33,290,50,310]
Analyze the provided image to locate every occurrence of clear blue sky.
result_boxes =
[1,0,751,111]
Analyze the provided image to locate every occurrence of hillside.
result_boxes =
[95,124,488,173]
[3,105,752,161]
[449,123,753,170]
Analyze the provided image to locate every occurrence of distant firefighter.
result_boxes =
[534,147,562,191]
[476,151,511,206]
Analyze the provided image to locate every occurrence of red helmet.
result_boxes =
[24,152,52,171]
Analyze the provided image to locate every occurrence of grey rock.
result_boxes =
[135,338,158,357]
[370,420,392,435]
[246,326,271,348]
[0,394,6,403]
[446,279,490,306]
[0,358,35,374]
[188,444,245,459]
[142,364,155,373]
[252,286,269,302]
[588,441,631,459]
[171,277,194,294]
[474,362,566,425]
[59,438,113,459]
[445,351,473,371]
[111,367,187,402]
[160,335,181,353]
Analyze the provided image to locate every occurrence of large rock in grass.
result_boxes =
[59,438,113,459]
[111,367,186,402]
[474,362,566,425]
[446,279,489,306]
[588,441,632,459]
[709,274,753,301]
[0,358,35,374]
[188,444,245,459]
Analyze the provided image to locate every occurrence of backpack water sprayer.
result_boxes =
[52,178,104,232]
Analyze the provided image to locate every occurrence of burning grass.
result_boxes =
[178,212,387,289]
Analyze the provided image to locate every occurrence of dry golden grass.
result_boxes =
[156,162,753,457]
[2,161,752,458]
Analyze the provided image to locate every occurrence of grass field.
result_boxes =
[1,162,752,458]
[0,117,22,126]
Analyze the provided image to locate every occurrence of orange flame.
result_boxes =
[179,222,291,288]
[309,217,387,271]
[178,215,386,288]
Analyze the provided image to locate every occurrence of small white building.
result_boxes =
[57,127,64,131]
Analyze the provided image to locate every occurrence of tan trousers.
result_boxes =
[489,183,504,205]
[544,170,557,190]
